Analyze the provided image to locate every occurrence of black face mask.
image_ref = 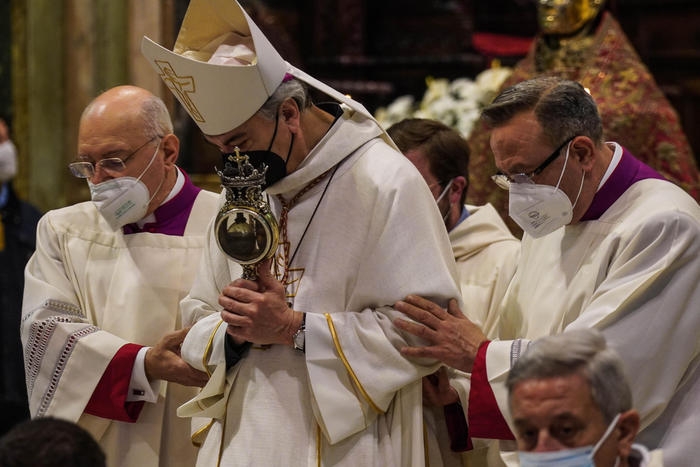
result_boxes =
[225,113,294,189]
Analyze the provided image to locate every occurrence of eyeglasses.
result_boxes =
[69,136,160,178]
[491,136,576,190]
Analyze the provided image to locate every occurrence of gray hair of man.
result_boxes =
[506,328,633,424]
[140,94,174,140]
[481,76,604,149]
[257,78,313,121]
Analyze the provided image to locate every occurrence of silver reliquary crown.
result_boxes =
[217,147,268,210]
[215,147,279,280]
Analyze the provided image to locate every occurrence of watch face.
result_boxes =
[215,207,277,264]
[294,328,305,351]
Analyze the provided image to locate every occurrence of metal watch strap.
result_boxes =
[293,312,306,352]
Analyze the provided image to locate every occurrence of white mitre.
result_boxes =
[141,0,377,136]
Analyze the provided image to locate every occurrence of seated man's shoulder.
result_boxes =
[613,179,700,221]
[604,180,700,249]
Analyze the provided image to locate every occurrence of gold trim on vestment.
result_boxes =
[203,319,226,377]
[191,419,215,448]
[216,369,239,467]
[316,424,322,467]
[188,319,226,462]
[324,313,383,413]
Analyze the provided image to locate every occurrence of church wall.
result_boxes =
[4,0,699,210]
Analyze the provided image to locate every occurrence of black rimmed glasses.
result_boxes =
[491,135,576,190]
[69,136,160,178]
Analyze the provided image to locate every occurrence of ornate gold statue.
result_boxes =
[534,0,607,72]
[537,0,606,35]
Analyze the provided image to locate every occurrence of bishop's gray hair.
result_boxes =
[481,76,604,148]
[506,328,633,423]
[257,78,312,121]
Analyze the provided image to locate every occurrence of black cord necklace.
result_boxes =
[275,161,341,286]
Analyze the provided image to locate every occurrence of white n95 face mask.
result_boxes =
[508,141,583,238]
[89,141,161,230]
[518,414,621,467]
[0,140,18,183]
[435,179,454,223]
[508,182,574,238]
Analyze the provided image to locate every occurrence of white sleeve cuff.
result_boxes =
[126,346,160,403]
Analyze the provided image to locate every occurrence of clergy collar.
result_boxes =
[122,167,201,236]
[597,142,623,190]
[135,167,185,228]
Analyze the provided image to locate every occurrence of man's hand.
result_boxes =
[394,295,488,373]
[145,327,209,387]
[219,258,302,346]
[423,366,459,407]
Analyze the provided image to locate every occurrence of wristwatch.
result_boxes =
[293,313,306,353]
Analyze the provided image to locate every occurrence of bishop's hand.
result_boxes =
[220,258,303,347]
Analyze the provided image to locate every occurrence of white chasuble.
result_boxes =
[179,108,463,467]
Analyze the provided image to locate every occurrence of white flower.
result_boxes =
[476,67,513,91]
[421,78,451,106]
[449,78,479,100]
[475,67,514,107]
[374,66,513,137]
[375,95,415,129]
[386,95,415,116]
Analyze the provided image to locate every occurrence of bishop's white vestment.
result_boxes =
[179,106,463,467]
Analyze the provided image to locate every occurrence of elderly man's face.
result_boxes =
[77,105,164,189]
[510,372,621,466]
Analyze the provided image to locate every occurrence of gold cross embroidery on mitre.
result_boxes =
[155,60,205,123]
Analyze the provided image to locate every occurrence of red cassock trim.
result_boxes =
[84,343,145,422]
[467,341,515,440]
